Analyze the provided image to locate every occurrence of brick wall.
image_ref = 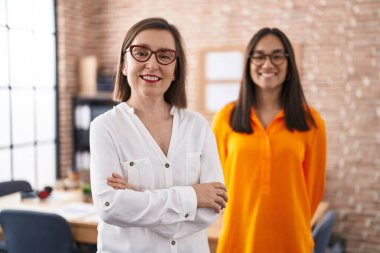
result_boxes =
[56,0,96,177]
[57,0,380,252]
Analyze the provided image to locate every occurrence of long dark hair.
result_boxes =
[113,17,187,108]
[230,27,315,133]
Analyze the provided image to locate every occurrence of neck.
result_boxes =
[127,95,171,118]
[254,87,282,111]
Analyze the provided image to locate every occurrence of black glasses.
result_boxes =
[126,45,178,65]
[250,52,289,66]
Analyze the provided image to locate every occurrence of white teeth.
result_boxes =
[142,76,159,81]
[261,73,276,77]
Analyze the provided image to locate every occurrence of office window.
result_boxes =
[197,46,244,116]
[0,0,57,188]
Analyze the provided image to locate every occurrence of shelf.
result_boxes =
[74,92,114,102]
[72,95,116,170]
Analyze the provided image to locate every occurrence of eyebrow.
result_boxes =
[253,49,286,54]
[135,43,176,51]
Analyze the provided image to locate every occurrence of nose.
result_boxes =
[262,55,274,68]
[145,53,159,70]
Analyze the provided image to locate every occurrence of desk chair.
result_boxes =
[312,210,337,253]
[0,180,32,197]
[0,209,81,253]
[0,241,6,253]
[0,180,33,252]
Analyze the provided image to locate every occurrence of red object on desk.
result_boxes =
[38,190,49,199]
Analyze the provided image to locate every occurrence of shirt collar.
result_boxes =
[122,102,177,116]
[169,106,178,116]
[250,107,285,125]
[122,102,135,114]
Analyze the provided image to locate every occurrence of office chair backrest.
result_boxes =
[0,209,78,253]
[312,210,337,253]
[0,181,33,252]
[0,180,32,197]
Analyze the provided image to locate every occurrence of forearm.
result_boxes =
[93,184,197,228]
[149,207,220,239]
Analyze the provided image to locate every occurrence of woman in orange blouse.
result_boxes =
[212,28,326,253]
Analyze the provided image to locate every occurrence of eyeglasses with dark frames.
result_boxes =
[126,45,178,65]
[250,52,289,66]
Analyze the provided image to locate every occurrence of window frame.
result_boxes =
[0,0,59,188]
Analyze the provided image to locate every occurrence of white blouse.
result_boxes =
[90,102,224,253]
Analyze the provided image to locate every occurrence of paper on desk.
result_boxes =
[49,191,79,202]
[57,203,95,220]
[81,214,101,223]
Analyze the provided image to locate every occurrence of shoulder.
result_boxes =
[308,107,325,127]
[178,108,209,129]
[307,107,326,136]
[90,103,126,131]
[212,102,235,128]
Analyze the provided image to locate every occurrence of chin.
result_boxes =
[255,82,282,90]
[141,89,166,98]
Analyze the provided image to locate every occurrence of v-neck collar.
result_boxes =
[251,107,284,132]
[121,102,178,162]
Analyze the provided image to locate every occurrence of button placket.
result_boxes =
[163,159,173,188]
[170,239,178,253]
[260,133,272,194]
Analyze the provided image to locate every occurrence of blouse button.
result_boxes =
[165,163,170,168]
[129,161,134,166]
[105,202,110,206]
[171,240,176,246]
[185,213,189,218]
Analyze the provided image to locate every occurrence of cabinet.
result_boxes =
[73,94,116,171]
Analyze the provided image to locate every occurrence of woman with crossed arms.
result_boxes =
[90,17,227,253]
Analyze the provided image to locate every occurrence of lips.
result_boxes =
[259,72,277,78]
[140,74,162,83]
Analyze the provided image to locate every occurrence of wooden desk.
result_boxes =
[0,191,329,250]
[207,201,330,253]
[0,190,99,244]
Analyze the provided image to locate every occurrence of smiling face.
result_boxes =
[250,34,288,91]
[123,29,177,100]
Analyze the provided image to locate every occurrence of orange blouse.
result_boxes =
[212,103,326,253]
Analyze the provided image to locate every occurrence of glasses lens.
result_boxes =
[251,54,266,66]
[251,53,287,66]
[156,50,177,64]
[131,46,151,62]
[271,53,286,65]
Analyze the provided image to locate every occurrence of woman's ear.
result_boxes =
[122,62,128,77]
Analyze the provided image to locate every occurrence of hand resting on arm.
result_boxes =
[107,173,228,213]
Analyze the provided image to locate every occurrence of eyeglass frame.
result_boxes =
[249,51,289,66]
[125,45,178,65]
